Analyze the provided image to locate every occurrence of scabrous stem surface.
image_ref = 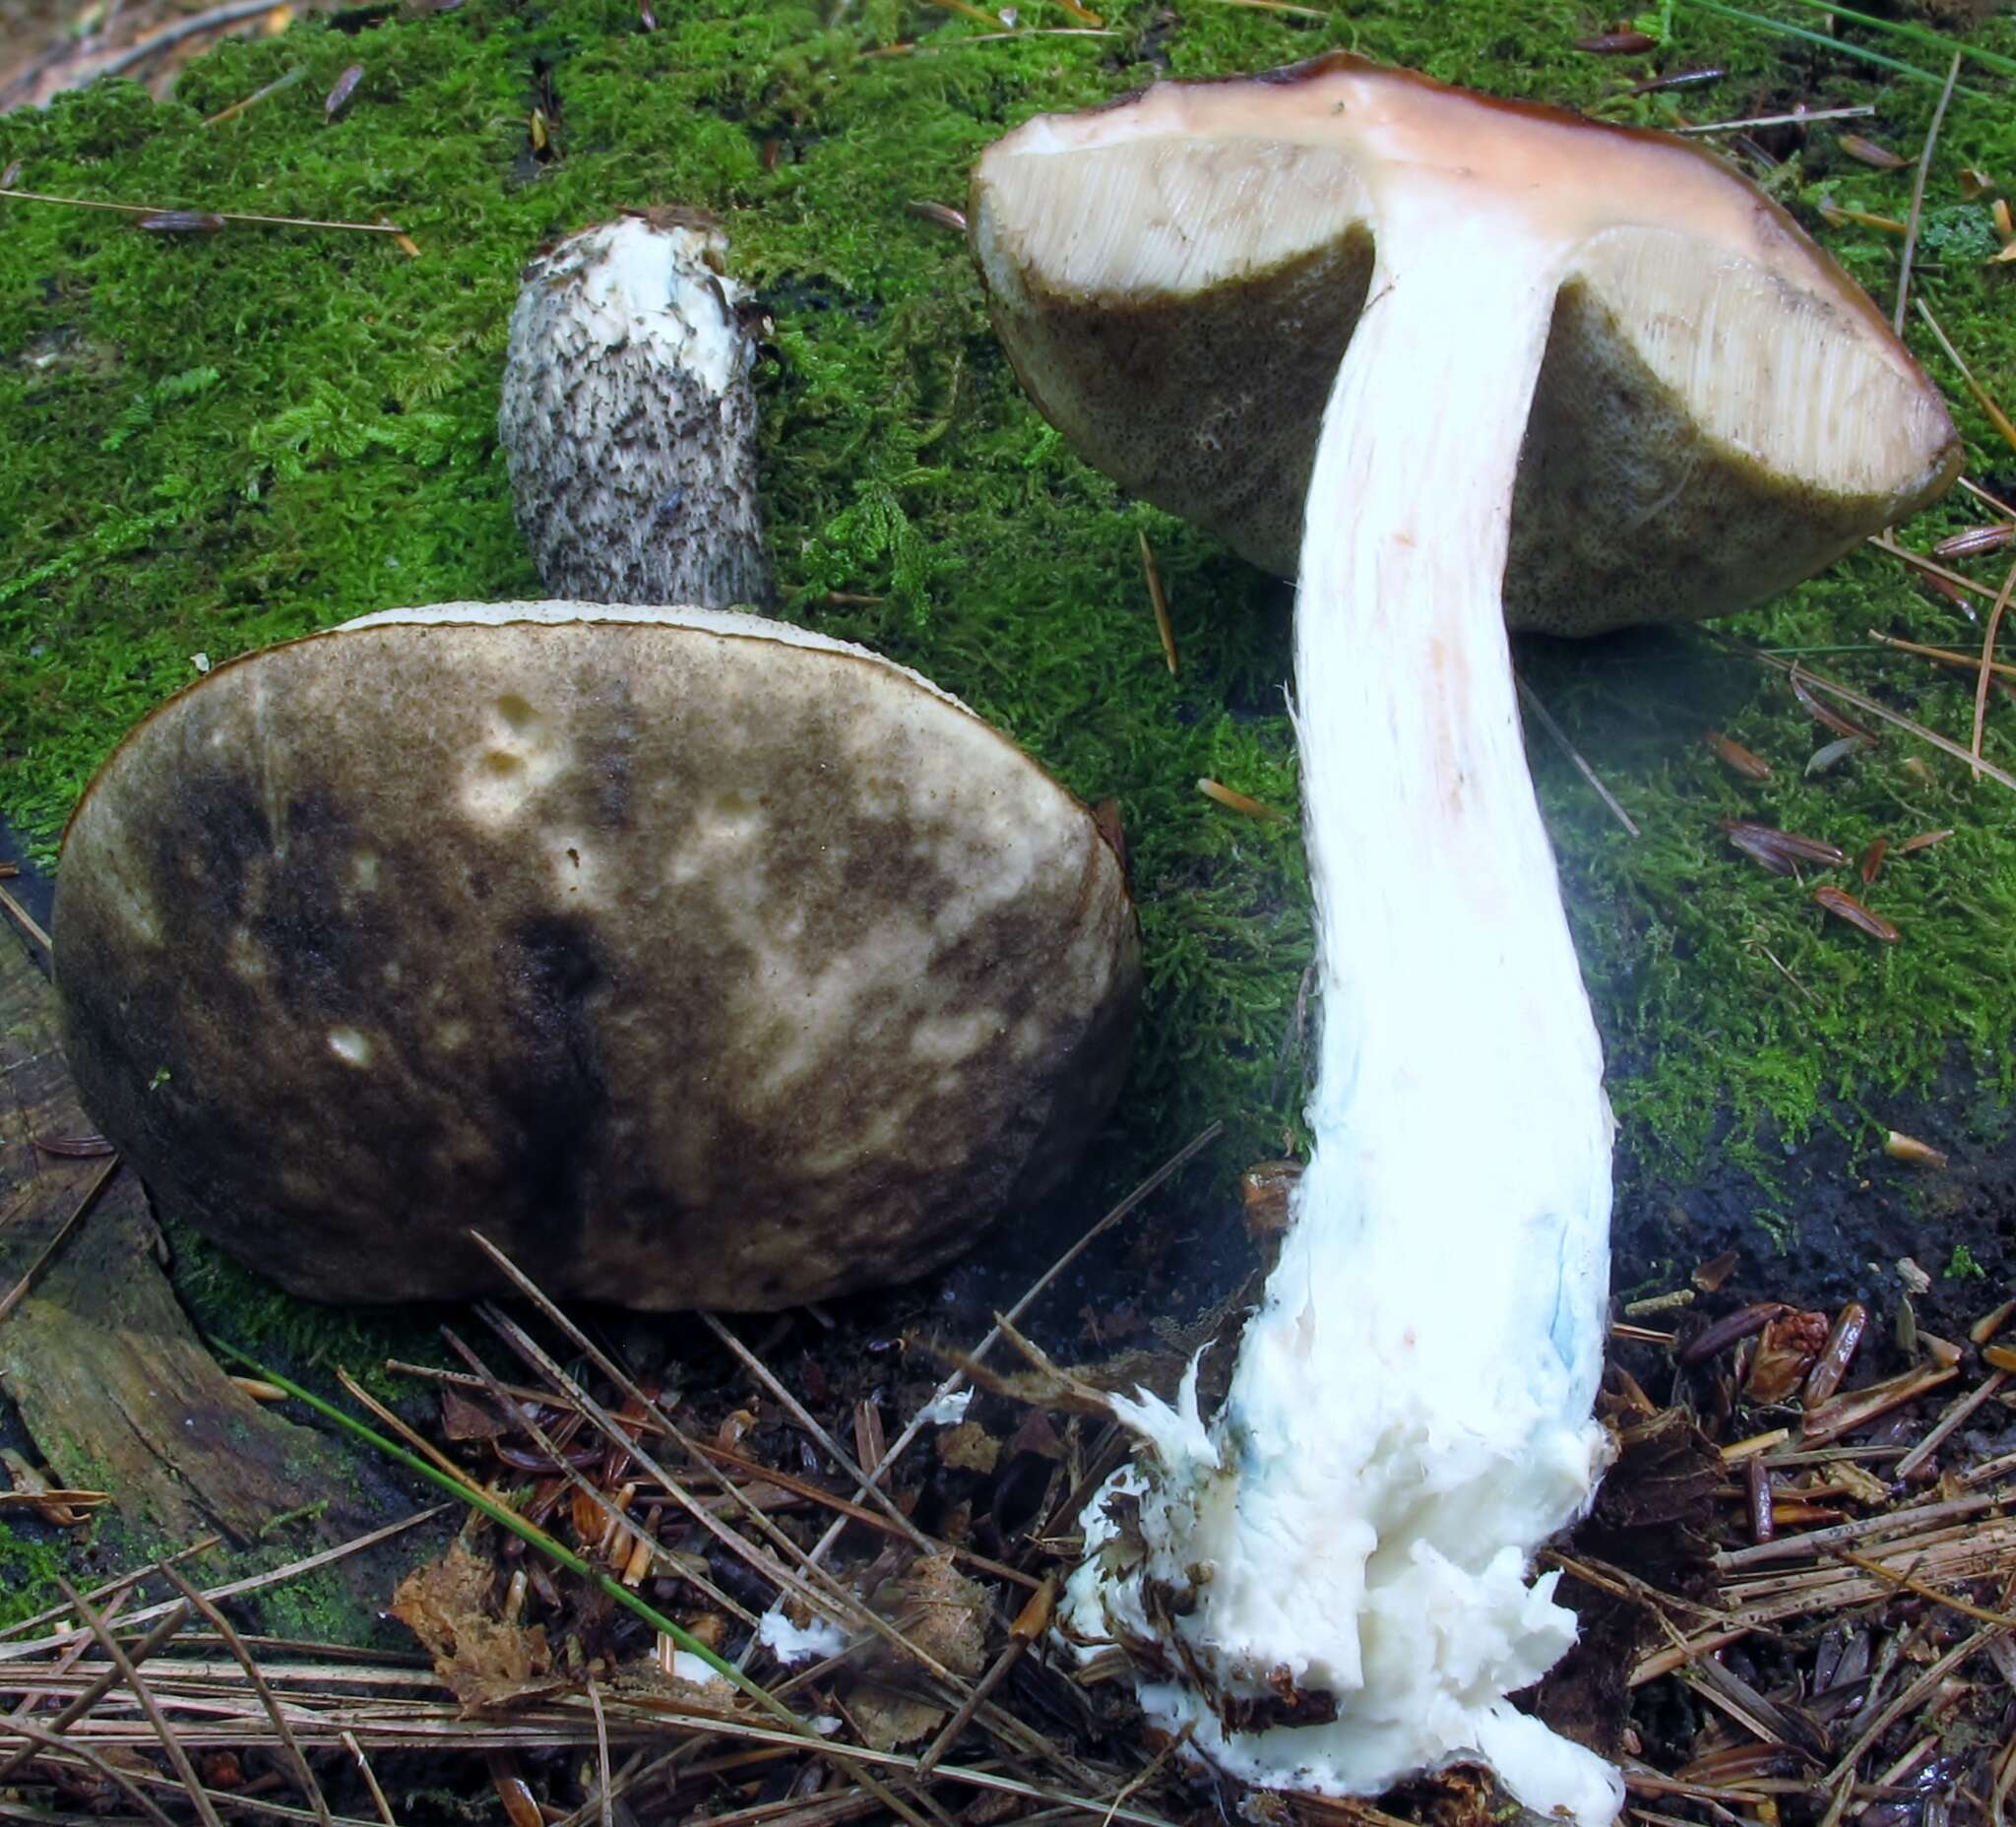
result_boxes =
[1067,203,1622,1824]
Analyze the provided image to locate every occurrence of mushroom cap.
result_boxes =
[54,604,1139,1310]
[971,53,1961,636]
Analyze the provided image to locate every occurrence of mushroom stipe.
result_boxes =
[972,50,1959,1824]
[53,603,1139,1313]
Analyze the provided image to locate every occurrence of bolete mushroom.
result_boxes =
[971,54,1959,1822]
[54,604,1138,1311]
[499,212,773,607]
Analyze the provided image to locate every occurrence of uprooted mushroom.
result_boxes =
[54,603,1138,1311]
[972,53,1958,1822]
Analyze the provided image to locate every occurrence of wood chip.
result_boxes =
[1813,884,1899,941]
[1196,778,1282,821]
[1692,1249,1739,1292]
[1971,1298,2015,1346]
[1706,730,1771,780]
[1932,522,2015,560]
[1883,1130,1947,1167]
[1722,821,1847,875]
[1840,133,1909,169]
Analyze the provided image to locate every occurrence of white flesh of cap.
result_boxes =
[529,217,747,396]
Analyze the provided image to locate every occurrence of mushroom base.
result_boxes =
[1059,1240,1620,1824]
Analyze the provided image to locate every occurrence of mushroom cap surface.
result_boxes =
[971,53,1961,636]
[55,604,1139,1310]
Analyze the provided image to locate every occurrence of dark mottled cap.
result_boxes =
[55,603,1140,1311]
[971,53,1960,636]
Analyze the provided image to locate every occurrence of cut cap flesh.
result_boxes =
[972,52,1960,636]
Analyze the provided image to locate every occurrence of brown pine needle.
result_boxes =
[1138,530,1177,674]
[1819,200,1909,235]
[343,1732,396,1827]
[1726,639,2016,792]
[1960,474,2016,518]
[333,1366,476,1487]
[700,1313,935,1554]
[1894,52,1962,334]
[0,1157,120,1326]
[0,1713,183,1827]
[1891,1370,2009,1480]
[586,1680,614,1827]
[1916,297,2016,457]
[57,1578,223,1827]
[157,1563,335,1827]
[1051,0,1102,20]
[1677,104,1873,136]
[804,1121,1223,1574]
[1516,674,1640,836]
[0,1603,191,1785]
[1872,532,2006,605]
[1972,557,2016,776]
[1197,777,1284,820]
[925,0,1000,20]
[0,1537,221,1643]
[201,63,306,126]
[0,883,50,954]
[0,185,408,235]
[1868,627,2016,681]
[1197,0,1328,13]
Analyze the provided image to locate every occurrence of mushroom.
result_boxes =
[971,53,1959,1822]
[54,603,1138,1311]
[499,211,773,607]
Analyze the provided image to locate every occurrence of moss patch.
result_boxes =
[2,0,2015,1341]
[0,1517,74,1630]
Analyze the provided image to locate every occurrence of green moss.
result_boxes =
[246,1554,404,1647]
[0,1518,74,1629]
[2,0,2015,1331]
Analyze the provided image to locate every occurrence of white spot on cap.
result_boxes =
[327,1028,373,1067]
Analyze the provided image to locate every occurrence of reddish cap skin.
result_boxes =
[972,53,1961,636]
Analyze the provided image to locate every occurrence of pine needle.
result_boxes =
[1893,53,1961,335]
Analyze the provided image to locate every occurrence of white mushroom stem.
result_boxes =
[1065,203,1621,1820]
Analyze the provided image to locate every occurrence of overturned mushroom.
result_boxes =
[973,54,1958,1822]
[499,212,773,607]
[55,604,1137,1311]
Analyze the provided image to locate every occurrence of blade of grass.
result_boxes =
[1677,0,1991,97]
[1764,0,2016,79]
